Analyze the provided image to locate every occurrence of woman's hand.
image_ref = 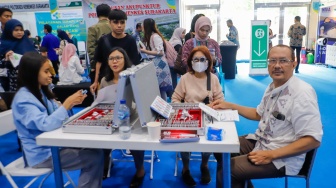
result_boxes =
[62,90,87,110]
[5,51,14,61]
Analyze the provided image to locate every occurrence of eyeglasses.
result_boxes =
[108,56,124,61]
[112,20,126,25]
[267,58,293,65]
[192,56,207,63]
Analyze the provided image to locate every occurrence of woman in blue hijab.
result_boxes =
[0,19,36,91]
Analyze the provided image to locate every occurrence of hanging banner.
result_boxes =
[49,0,83,19]
[35,12,87,41]
[82,0,179,39]
[249,20,269,76]
[315,3,336,64]
[0,2,50,12]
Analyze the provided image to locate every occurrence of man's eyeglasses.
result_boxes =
[112,20,126,25]
[267,58,293,65]
[108,56,124,61]
[192,56,207,63]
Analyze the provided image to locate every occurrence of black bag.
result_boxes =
[173,47,186,75]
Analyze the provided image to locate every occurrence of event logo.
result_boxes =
[88,2,95,10]
[52,12,61,19]
[166,0,175,10]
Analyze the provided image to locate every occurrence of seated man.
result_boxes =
[210,44,323,188]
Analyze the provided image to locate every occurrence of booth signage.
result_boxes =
[249,20,269,76]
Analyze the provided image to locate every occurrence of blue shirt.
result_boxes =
[41,33,60,61]
[11,87,68,167]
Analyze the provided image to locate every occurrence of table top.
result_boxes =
[36,121,240,153]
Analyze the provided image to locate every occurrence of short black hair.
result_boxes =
[227,19,233,24]
[44,24,52,33]
[96,4,111,18]
[0,8,12,16]
[136,23,142,29]
[39,46,48,53]
[108,9,127,21]
[295,16,301,22]
[24,30,31,36]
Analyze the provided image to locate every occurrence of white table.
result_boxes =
[36,121,239,188]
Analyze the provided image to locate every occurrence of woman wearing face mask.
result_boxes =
[182,16,222,72]
[0,19,36,91]
[172,46,224,187]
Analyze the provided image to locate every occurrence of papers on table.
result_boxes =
[199,103,239,122]
[91,84,118,106]
[9,53,22,67]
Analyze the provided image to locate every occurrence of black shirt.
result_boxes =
[94,33,140,80]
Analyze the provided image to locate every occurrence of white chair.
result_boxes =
[111,150,160,179]
[0,109,75,188]
[0,157,76,188]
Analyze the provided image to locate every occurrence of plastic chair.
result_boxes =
[174,152,217,176]
[111,150,160,179]
[244,148,318,188]
[0,157,76,188]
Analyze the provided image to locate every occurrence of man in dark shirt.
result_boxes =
[41,24,60,75]
[90,9,139,93]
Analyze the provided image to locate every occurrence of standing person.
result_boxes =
[184,14,204,42]
[11,51,104,188]
[0,7,12,91]
[288,16,306,73]
[66,31,79,55]
[172,46,224,187]
[0,7,12,36]
[268,20,276,49]
[90,9,140,94]
[140,18,173,101]
[41,24,60,75]
[226,19,240,48]
[132,22,143,44]
[211,45,323,188]
[182,16,222,73]
[169,27,186,89]
[56,30,73,62]
[58,43,85,85]
[87,3,112,84]
[0,19,36,91]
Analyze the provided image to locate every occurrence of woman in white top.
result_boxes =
[140,18,173,101]
[58,43,84,85]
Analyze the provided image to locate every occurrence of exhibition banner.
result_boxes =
[49,0,83,20]
[35,12,87,41]
[249,20,269,76]
[0,2,50,12]
[315,3,336,64]
[82,0,179,39]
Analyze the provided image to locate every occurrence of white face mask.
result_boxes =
[192,62,208,73]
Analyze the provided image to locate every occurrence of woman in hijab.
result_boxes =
[168,27,186,90]
[57,43,85,85]
[56,30,73,62]
[0,19,36,91]
[182,16,222,72]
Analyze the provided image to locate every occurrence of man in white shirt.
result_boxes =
[210,44,323,188]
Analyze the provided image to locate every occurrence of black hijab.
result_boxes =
[0,19,36,55]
